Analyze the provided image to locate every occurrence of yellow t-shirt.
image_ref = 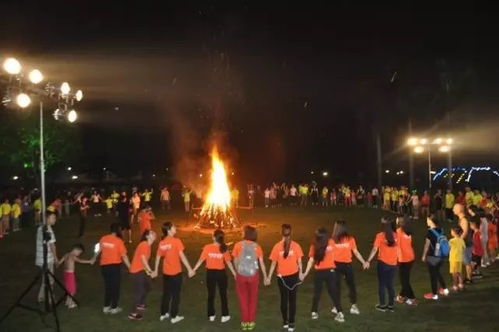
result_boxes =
[33,199,42,211]
[11,203,21,218]
[449,237,465,263]
[465,192,474,205]
[1,203,12,216]
[445,193,455,209]
[391,190,398,201]
[472,194,482,206]
[105,198,113,209]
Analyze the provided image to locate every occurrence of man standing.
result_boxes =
[1,198,12,237]
[453,204,473,284]
[160,187,171,211]
[182,187,191,213]
[35,212,59,303]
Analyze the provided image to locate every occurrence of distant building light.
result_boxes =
[67,166,72,171]
[103,167,107,171]
[385,169,390,174]
[322,171,329,177]
[12,176,19,180]
[71,175,78,180]
[310,171,315,175]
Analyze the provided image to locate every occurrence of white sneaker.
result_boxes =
[442,288,450,296]
[171,316,184,324]
[331,307,338,314]
[335,312,345,323]
[350,304,360,315]
[159,313,170,321]
[283,323,289,329]
[221,316,231,323]
[103,306,111,314]
[209,316,216,322]
[109,307,122,314]
[311,312,319,320]
[288,326,295,332]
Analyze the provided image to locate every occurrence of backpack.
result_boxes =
[237,241,259,277]
[430,228,450,258]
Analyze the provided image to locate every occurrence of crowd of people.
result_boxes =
[1,183,498,331]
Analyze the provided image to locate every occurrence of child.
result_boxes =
[487,214,498,263]
[58,244,95,308]
[138,206,155,236]
[449,227,466,291]
[470,220,484,278]
[104,196,114,214]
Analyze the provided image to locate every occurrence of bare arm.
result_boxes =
[226,261,237,278]
[192,255,205,272]
[140,255,153,274]
[74,257,93,265]
[302,257,314,280]
[267,261,277,281]
[366,246,379,264]
[258,257,268,280]
[353,248,367,265]
[57,254,67,268]
[154,256,162,274]
[179,251,194,273]
[49,243,59,264]
[122,255,131,269]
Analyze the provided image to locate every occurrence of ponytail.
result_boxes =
[214,229,227,253]
[282,224,292,258]
[313,227,329,264]
[381,217,396,247]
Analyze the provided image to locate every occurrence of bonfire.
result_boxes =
[195,147,239,229]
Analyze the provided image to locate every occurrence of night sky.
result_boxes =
[1,1,499,186]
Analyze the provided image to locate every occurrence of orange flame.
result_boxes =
[201,147,231,213]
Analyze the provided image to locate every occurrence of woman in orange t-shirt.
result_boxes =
[153,222,195,324]
[302,227,344,323]
[395,217,416,305]
[267,224,304,331]
[128,230,157,320]
[192,229,236,323]
[366,218,398,312]
[94,223,131,314]
[331,221,369,315]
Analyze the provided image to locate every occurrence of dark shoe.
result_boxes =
[375,304,387,312]
[387,305,394,312]
[128,313,143,320]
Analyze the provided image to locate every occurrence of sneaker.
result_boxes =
[136,304,147,311]
[405,299,418,306]
[331,307,338,314]
[171,316,184,324]
[386,305,394,312]
[375,304,387,312]
[209,316,216,322]
[241,322,249,330]
[350,304,360,315]
[396,295,406,304]
[438,288,449,296]
[247,322,256,330]
[458,284,464,290]
[424,293,438,300]
[67,303,78,309]
[334,312,345,323]
[464,278,473,285]
[452,286,459,292]
[103,306,112,314]
[128,313,143,320]
[288,324,295,332]
[159,313,170,321]
[283,322,289,329]
[221,316,231,323]
[109,307,123,314]
[311,312,319,320]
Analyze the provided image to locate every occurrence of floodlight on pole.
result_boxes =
[439,145,451,153]
[28,69,44,84]
[60,82,71,95]
[433,137,443,145]
[407,137,418,146]
[446,138,453,145]
[67,110,78,123]
[414,146,424,154]
[16,93,31,108]
[419,138,428,145]
[3,57,21,75]
[75,90,83,102]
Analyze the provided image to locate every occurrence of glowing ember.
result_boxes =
[196,147,239,229]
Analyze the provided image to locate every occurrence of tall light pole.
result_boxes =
[0,57,83,332]
[408,137,453,190]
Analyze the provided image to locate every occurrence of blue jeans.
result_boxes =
[377,261,396,306]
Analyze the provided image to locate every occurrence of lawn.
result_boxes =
[1,207,498,332]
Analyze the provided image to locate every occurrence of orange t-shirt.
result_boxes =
[138,212,152,235]
[232,240,263,260]
[156,237,185,275]
[308,239,336,270]
[331,237,357,263]
[396,228,415,263]
[269,240,304,276]
[200,243,232,270]
[99,234,127,266]
[130,241,151,273]
[374,232,398,266]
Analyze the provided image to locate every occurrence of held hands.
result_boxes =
[264,277,271,286]
[362,261,370,270]
[421,256,426,263]
[188,269,196,278]
[299,272,305,281]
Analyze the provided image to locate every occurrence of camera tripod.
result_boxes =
[0,226,77,332]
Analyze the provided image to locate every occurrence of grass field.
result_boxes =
[1,207,498,332]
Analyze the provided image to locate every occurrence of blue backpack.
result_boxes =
[430,228,450,258]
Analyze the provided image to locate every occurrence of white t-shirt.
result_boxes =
[372,188,379,196]
[35,225,56,267]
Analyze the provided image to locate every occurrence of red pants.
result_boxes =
[236,273,259,322]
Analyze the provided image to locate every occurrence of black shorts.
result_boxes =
[472,254,482,266]
[120,216,130,230]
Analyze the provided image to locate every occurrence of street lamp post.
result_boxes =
[0,57,83,332]
[408,137,453,190]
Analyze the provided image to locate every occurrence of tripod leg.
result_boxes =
[0,273,42,323]
[47,277,61,332]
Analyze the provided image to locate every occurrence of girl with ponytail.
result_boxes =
[193,229,237,324]
[267,224,304,332]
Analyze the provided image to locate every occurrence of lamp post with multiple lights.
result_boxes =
[407,137,453,190]
[1,56,83,331]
